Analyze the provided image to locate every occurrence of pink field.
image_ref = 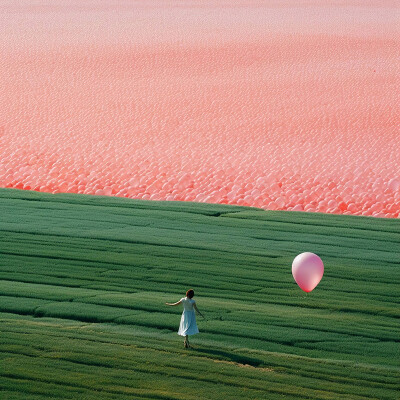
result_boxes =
[1,0,399,217]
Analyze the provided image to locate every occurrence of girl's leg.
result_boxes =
[184,335,188,348]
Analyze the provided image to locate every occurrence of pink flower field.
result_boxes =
[1,0,399,217]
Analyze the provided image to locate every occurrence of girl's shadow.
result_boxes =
[190,347,264,368]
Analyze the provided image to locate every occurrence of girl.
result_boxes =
[165,289,204,348]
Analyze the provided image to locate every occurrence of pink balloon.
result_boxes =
[292,204,304,211]
[292,252,324,293]
[388,178,400,192]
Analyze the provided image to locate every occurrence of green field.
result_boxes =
[0,188,399,399]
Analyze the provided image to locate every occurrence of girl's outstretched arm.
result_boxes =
[165,299,182,306]
[193,303,205,319]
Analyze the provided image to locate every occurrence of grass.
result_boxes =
[0,188,399,399]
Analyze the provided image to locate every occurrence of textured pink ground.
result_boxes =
[1,0,399,217]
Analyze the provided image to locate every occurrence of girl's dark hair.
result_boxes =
[186,289,194,299]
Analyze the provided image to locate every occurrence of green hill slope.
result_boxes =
[0,188,399,400]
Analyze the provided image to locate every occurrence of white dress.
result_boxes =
[178,297,199,336]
